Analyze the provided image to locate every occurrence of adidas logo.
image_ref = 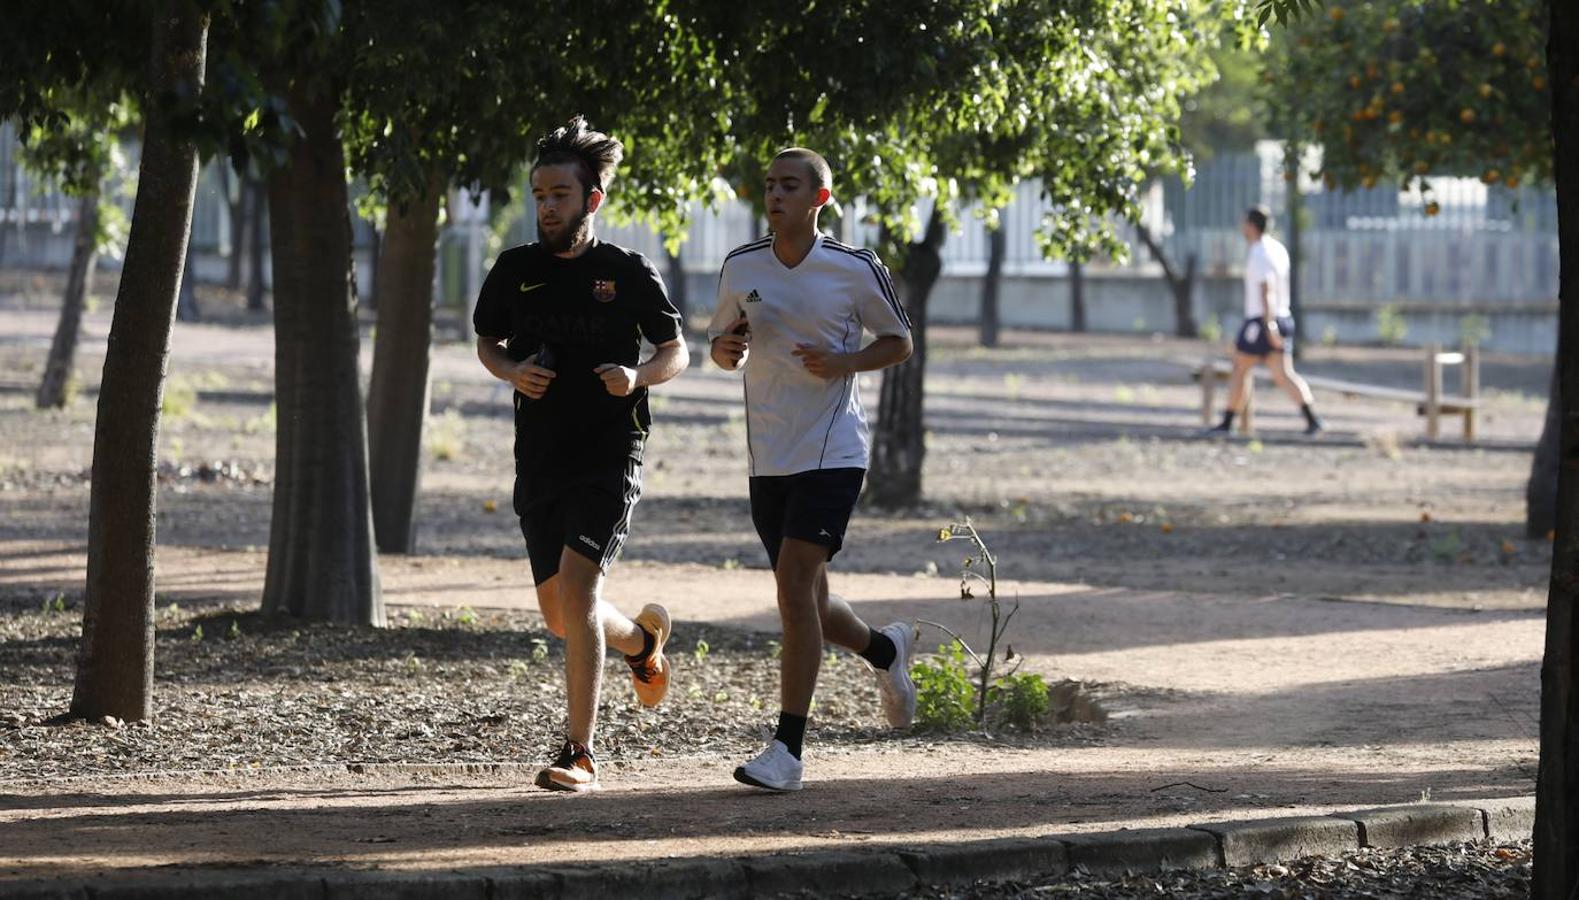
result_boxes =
[744,289,763,303]
[579,535,601,550]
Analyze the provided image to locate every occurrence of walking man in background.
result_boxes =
[1209,206,1324,436]
[474,116,689,793]
[709,147,917,792]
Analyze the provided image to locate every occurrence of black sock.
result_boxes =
[774,711,808,759]
[625,626,655,663]
[1301,404,1320,427]
[859,626,897,670]
[1219,411,1236,429]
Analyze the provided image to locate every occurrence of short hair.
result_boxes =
[773,147,833,192]
[1246,206,1271,233]
[532,115,623,197]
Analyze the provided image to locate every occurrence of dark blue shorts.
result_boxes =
[1235,317,1295,356]
[749,468,865,570]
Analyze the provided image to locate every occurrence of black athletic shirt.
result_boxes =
[473,239,681,470]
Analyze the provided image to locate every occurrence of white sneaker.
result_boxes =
[733,740,804,792]
[872,622,917,728]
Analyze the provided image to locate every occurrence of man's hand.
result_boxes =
[792,343,853,379]
[711,315,751,370]
[594,363,638,397]
[1266,320,1284,351]
[507,359,556,399]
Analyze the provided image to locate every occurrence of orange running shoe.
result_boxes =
[534,739,599,793]
[627,603,671,707]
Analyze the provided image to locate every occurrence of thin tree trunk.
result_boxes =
[665,246,688,334]
[262,76,383,624]
[175,237,200,322]
[1070,260,1087,333]
[37,189,101,409]
[1135,223,1198,338]
[1531,366,1560,539]
[368,181,442,554]
[980,221,1004,348]
[69,4,208,723]
[1288,164,1305,362]
[867,207,946,508]
[1533,0,1579,895]
[246,174,267,312]
[222,165,244,290]
[0,166,17,268]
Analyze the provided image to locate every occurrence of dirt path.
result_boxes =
[0,301,1549,883]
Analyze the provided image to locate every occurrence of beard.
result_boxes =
[539,202,592,254]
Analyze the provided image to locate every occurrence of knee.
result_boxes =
[536,585,567,638]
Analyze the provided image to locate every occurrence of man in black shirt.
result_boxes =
[474,116,689,793]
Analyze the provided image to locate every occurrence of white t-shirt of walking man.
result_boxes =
[1244,235,1292,319]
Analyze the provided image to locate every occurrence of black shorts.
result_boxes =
[749,468,865,570]
[1235,317,1295,356]
[515,458,642,585]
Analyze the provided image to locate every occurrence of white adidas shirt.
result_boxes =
[708,234,912,478]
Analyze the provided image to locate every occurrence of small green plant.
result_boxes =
[919,519,1021,731]
[427,409,466,462]
[693,639,711,663]
[719,557,741,571]
[1431,528,1464,562]
[225,619,241,641]
[161,378,198,420]
[989,671,1051,730]
[456,606,478,626]
[1002,373,1025,401]
[1199,315,1223,344]
[529,638,549,663]
[509,659,530,679]
[244,402,278,435]
[190,624,204,643]
[1321,325,1340,347]
[1458,314,1491,348]
[41,592,66,614]
[912,640,976,731]
[1375,304,1408,346]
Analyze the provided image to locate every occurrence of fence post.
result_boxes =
[1424,343,1443,441]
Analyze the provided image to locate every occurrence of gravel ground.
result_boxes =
[879,841,1532,899]
[0,597,1107,781]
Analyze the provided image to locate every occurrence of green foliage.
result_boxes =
[913,641,977,731]
[1375,304,1409,345]
[1200,314,1224,343]
[1459,314,1491,348]
[989,672,1052,730]
[1182,43,1270,158]
[161,378,197,421]
[693,639,710,663]
[1265,0,1550,191]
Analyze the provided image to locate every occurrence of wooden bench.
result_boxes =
[1193,344,1482,441]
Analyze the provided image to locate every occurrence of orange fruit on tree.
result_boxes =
[1504,175,1520,188]
[1533,75,1547,91]
[1362,174,1378,189]
[1391,81,1405,95]
[1478,83,1493,98]
[1349,74,1363,89]
[1491,42,1506,57]
[1425,201,1442,216]
[1329,6,1345,20]
[1459,108,1476,124]
[1388,110,1403,124]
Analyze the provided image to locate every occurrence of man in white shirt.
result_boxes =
[708,147,917,792]
[1209,206,1324,436]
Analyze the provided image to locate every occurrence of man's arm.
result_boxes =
[792,333,912,379]
[595,338,690,397]
[1261,281,1283,348]
[477,336,555,398]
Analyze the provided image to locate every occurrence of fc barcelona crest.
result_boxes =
[592,279,617,303]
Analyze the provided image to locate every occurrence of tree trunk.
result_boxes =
[1070,260,1087,333]
[69,4,208,723]
[867,207,946,508]
[368,182,442,554]
[665,246,688,334]
[1530,367,1560,539]
[175,237,200,322]
[980,221,1004,348]
[246,174,267,312]
[222,165,244,290]
[1533,0,1579,896]
[1135,223,1198,338]
[1288,167,1305,362]
[36,189,100,409]
[262,76,383,624]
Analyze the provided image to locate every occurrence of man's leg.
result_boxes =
[1269,353,1324,433]
[535,574,645,655]
[814,568,871,651]
[775,537,828,719]
[1210,352,1258,432]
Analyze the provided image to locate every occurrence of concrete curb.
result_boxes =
[0,796,1535,898]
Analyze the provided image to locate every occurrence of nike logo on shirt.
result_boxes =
[520,282,546,293]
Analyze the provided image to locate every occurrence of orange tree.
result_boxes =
[1266,0,1550,195]
[1264,0,1559,538]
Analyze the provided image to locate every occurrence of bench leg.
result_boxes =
[1201,369,1217,426]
